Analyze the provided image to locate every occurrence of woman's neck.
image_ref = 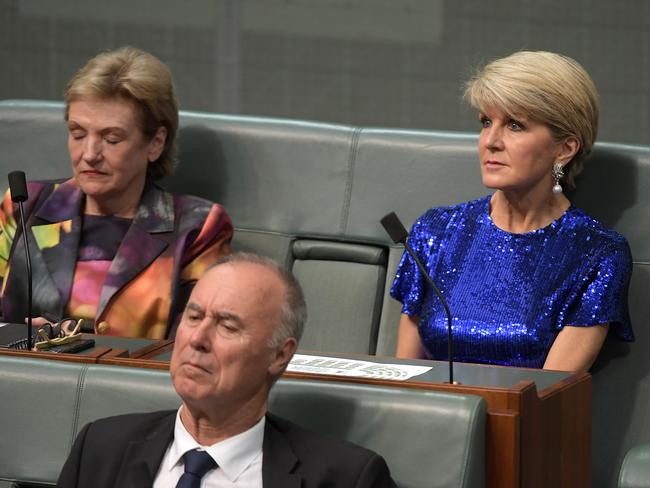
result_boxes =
[83,178,146,218]
[84,196,140,218]
[489,188,570,234]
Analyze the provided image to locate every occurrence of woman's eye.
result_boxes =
[508,120,524,131]
[70,131,85,140]
[479,117,491,128]
[104,137,121,145]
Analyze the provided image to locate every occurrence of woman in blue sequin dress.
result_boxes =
[391,51,633,371]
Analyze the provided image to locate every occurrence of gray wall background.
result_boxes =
[1,0,649,146]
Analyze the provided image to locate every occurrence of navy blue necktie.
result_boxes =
[175,449,217,488]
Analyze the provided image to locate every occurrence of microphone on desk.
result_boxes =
[8,171,34,350]
[380,211,456,385]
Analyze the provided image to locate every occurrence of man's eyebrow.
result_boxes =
[186,302,204,314]
[215,311,245,327]
[186,304,244,325]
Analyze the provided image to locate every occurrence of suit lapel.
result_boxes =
[30,218,81,310]
[96,184,174,318]
[28,180,83,315]
[115,412,175,488]
[26,180,175,321]
[262,415,303,488]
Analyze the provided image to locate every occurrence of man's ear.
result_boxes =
[269,337,297,377]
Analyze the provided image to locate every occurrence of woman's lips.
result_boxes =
[484,160,506,169]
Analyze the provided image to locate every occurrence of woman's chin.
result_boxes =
[481,176,506,191]
[76,178,112,197]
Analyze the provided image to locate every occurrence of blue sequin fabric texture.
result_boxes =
[391,196,633,368]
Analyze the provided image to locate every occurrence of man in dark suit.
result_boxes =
[57,253,396,488]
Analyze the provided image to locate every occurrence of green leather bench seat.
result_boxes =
[619,443,650,488]
[1,99,649,487]
[0,356,486,488]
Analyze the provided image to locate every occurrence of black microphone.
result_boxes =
[8,171,33,350]
[8,172,28,202]
[380,212,456,384]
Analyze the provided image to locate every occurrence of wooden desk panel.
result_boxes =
[0,331,172,363]
[0,345,112,363]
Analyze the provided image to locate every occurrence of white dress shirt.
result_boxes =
[153,408,265,487]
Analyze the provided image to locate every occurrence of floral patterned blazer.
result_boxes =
[0,179,232,339]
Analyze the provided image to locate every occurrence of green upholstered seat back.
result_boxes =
[0,356,486,488]
[1,99,649,486]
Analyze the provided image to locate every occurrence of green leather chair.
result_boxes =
[0,356,486,488]
[618,443,650,488]
[1,99,649,487]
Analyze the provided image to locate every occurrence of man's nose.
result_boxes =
[189,320,212,352]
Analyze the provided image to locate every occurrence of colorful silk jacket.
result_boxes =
[0,179,232,339]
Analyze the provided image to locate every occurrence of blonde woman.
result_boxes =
[392,51,633,372]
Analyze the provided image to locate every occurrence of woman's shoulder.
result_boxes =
[414,196,489,230]
[567,207,627,245]
[566,206,630,250]
[1,178,71,213]
[171,190,216,211]
[164,187,231,225]
[3,178,67,198]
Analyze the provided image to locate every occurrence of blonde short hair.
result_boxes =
[464,51,599,188]
[64,46,179,180]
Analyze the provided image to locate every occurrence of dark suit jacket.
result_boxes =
[57,411,397,488]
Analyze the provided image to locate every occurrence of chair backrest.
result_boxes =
[270,379,486,488]
[0,355,486,488]
[618,443,650,488]
[1,99,649,486]
[581,143,650,488]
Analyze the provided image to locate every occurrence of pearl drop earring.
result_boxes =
[552,163,564,194]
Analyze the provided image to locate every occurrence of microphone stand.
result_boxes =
[8,171,33,350]
[381,212,455,384]
[402,239,454,384]
[17,201,32,351]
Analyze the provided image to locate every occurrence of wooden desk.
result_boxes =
[0,342,112,363]
[90,335,173,359]
[0,322,172,363]
[102,347,591,488]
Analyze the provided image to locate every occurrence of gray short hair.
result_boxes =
[210,253,307,348]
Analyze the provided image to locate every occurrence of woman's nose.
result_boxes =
[483,126,504,151]
[82,136,103,163]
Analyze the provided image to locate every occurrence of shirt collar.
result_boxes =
[167,407,265,482]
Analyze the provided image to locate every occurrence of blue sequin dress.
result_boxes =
[391,196,633,368]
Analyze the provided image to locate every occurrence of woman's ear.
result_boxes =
[148,126,167,162]
[558,135,580,165]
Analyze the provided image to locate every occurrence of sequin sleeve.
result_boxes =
[390,207,452,316]
[564,238,634,340]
